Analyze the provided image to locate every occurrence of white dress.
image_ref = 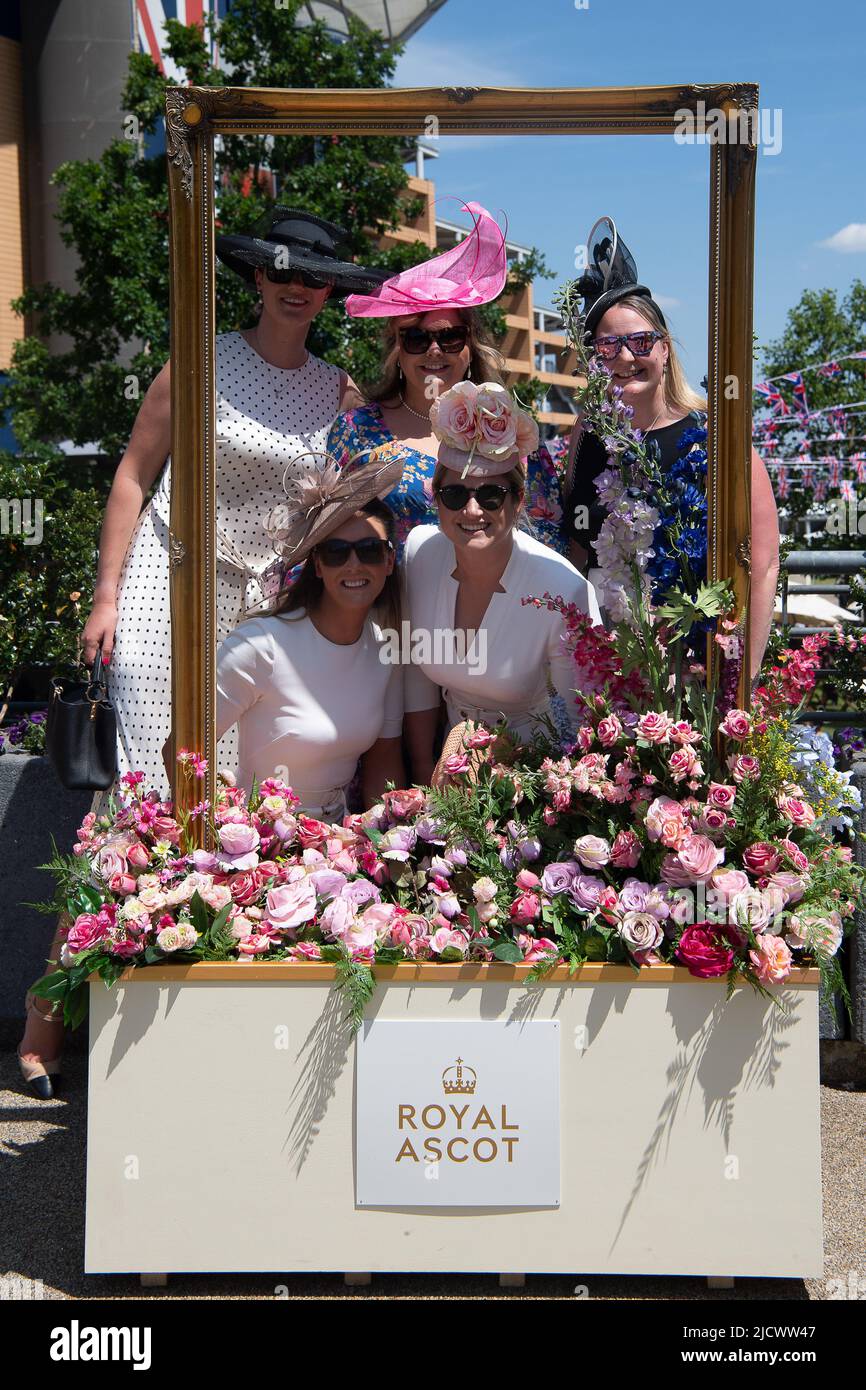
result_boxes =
[403,525,602,741]
[109,333,342,798]
[216,611,404,819]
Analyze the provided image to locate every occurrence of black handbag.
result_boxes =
[46,648,118,790]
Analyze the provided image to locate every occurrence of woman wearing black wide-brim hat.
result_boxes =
[17,209,387,1097]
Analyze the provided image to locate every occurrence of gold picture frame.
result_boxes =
[164,84,758,819]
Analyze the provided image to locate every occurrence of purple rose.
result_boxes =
[541,861,581,896]
[618,877,652,913]
[340,878,381,906]
[309,868,347,899]
[416,817,446,844]
[379,826,417,861]
[569,874,606,911]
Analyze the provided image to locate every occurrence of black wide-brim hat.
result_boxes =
[576,216,666,341]
[216,206,390,301]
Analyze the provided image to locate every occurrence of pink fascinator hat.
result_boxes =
[430,381,539,480]
[344,202,507,317]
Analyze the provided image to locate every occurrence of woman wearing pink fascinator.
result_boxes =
[401,380,602,786]
[327,201,565,568]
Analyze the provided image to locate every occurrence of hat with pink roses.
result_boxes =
[344,202,507,317]
[430,381,539,480]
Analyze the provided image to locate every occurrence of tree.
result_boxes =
[757,281,866,543]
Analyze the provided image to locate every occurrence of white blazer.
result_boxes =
[403,525,602,741]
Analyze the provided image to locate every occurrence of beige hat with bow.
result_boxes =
[266,449,405,569]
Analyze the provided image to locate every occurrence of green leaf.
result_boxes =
[492,938,524,964]
[189,890,210,937]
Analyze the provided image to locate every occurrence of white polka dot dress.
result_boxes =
[108,332,342,800]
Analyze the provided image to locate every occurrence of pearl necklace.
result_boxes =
[399,393,431,423]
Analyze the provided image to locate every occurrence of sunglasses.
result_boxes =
[436,484,514,512]
[592,330,664,361]
[266,265,335,290]
[399,325,469,355]
[316,538,392,567]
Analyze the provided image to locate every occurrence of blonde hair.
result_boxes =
[366,308,506,403]
[612,294,707,417]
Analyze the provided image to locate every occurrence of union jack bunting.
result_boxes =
[801,467,814,489]
[853,453,866,483]
[828,459,843,487]
[818,361,843,378]
[754,380,789,414]
[814,479,827,502]
[827,407,848,433]
[781,370,809,417]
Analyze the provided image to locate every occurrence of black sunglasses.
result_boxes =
[436,483,514,512]
[592,330,664,361]
[399,325,469,355]
[316,538,392,567]
[266,265,335,290]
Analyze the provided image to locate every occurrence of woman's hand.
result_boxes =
[82,597,119,667]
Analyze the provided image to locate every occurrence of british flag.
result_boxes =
[840,480,856,502]
[853,453,866,483]
[781,370,809,417]
[818,361,843,378]
[754,380,789,414]
[814,479,828,502]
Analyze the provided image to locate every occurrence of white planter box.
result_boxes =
[85,962,822,1278]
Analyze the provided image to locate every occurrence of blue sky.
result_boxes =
[391,0,866,382]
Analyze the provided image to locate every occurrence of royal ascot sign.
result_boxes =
[355,1021,560,1207]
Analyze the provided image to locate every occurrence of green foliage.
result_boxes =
[0,449,104,686]
[320,942,375,1033]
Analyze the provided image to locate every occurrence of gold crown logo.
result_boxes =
[442,1057,477,1095]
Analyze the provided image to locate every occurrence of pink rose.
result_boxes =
[515,868,540,889]
[786,911,843,955]
[676,923,739,978]
[517,934,558,963]
[765,870,806,907]
[108,872,137,897]
[237,933,273,956]
[383,787,426,820]
[465,727,495,749]
[320,896,358,939]
[94,843,129,882]
[610,829,642,869]
[636,711,674,744]
[669,720,701,746]
[668,747,701,783]
[779,839,809,873]
[597,714,623,747]
[509,891,540,925]
[264,878,317,931]
[126,841,150,870]
[297,816,330,849]
[67,912,109,953]
[710,867,750,901]
[719,708,751,740]
[475,384,519,456]
[430,380,478,450]
[749,934,793,985]
[429,926,468,957]
[728,754,760,784]
[515,408,540,458]
[743,842,782,876]
[644,795,687,846]
[229,869,262,907]
[201,883,232,912]
[440,752,470,777]
[290,941,324,961]
[573,834,611,869]
[661,834,725,886]
[217,821,261,871]
[150,815,181,844]
[707,782,737,811]
[776,794,816,828]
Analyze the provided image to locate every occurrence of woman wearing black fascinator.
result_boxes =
[17,208,388,1096]
[561,216,779,681]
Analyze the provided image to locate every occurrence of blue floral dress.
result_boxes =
[327,403,566,559]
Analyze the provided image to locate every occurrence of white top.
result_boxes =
[216,611,404,818]
[151,332,342,616]
[403,525,602,740]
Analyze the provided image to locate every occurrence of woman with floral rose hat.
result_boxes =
[402,381,602,785]
[327,202,565,559]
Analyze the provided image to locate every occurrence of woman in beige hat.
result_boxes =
[216,451,406,818]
